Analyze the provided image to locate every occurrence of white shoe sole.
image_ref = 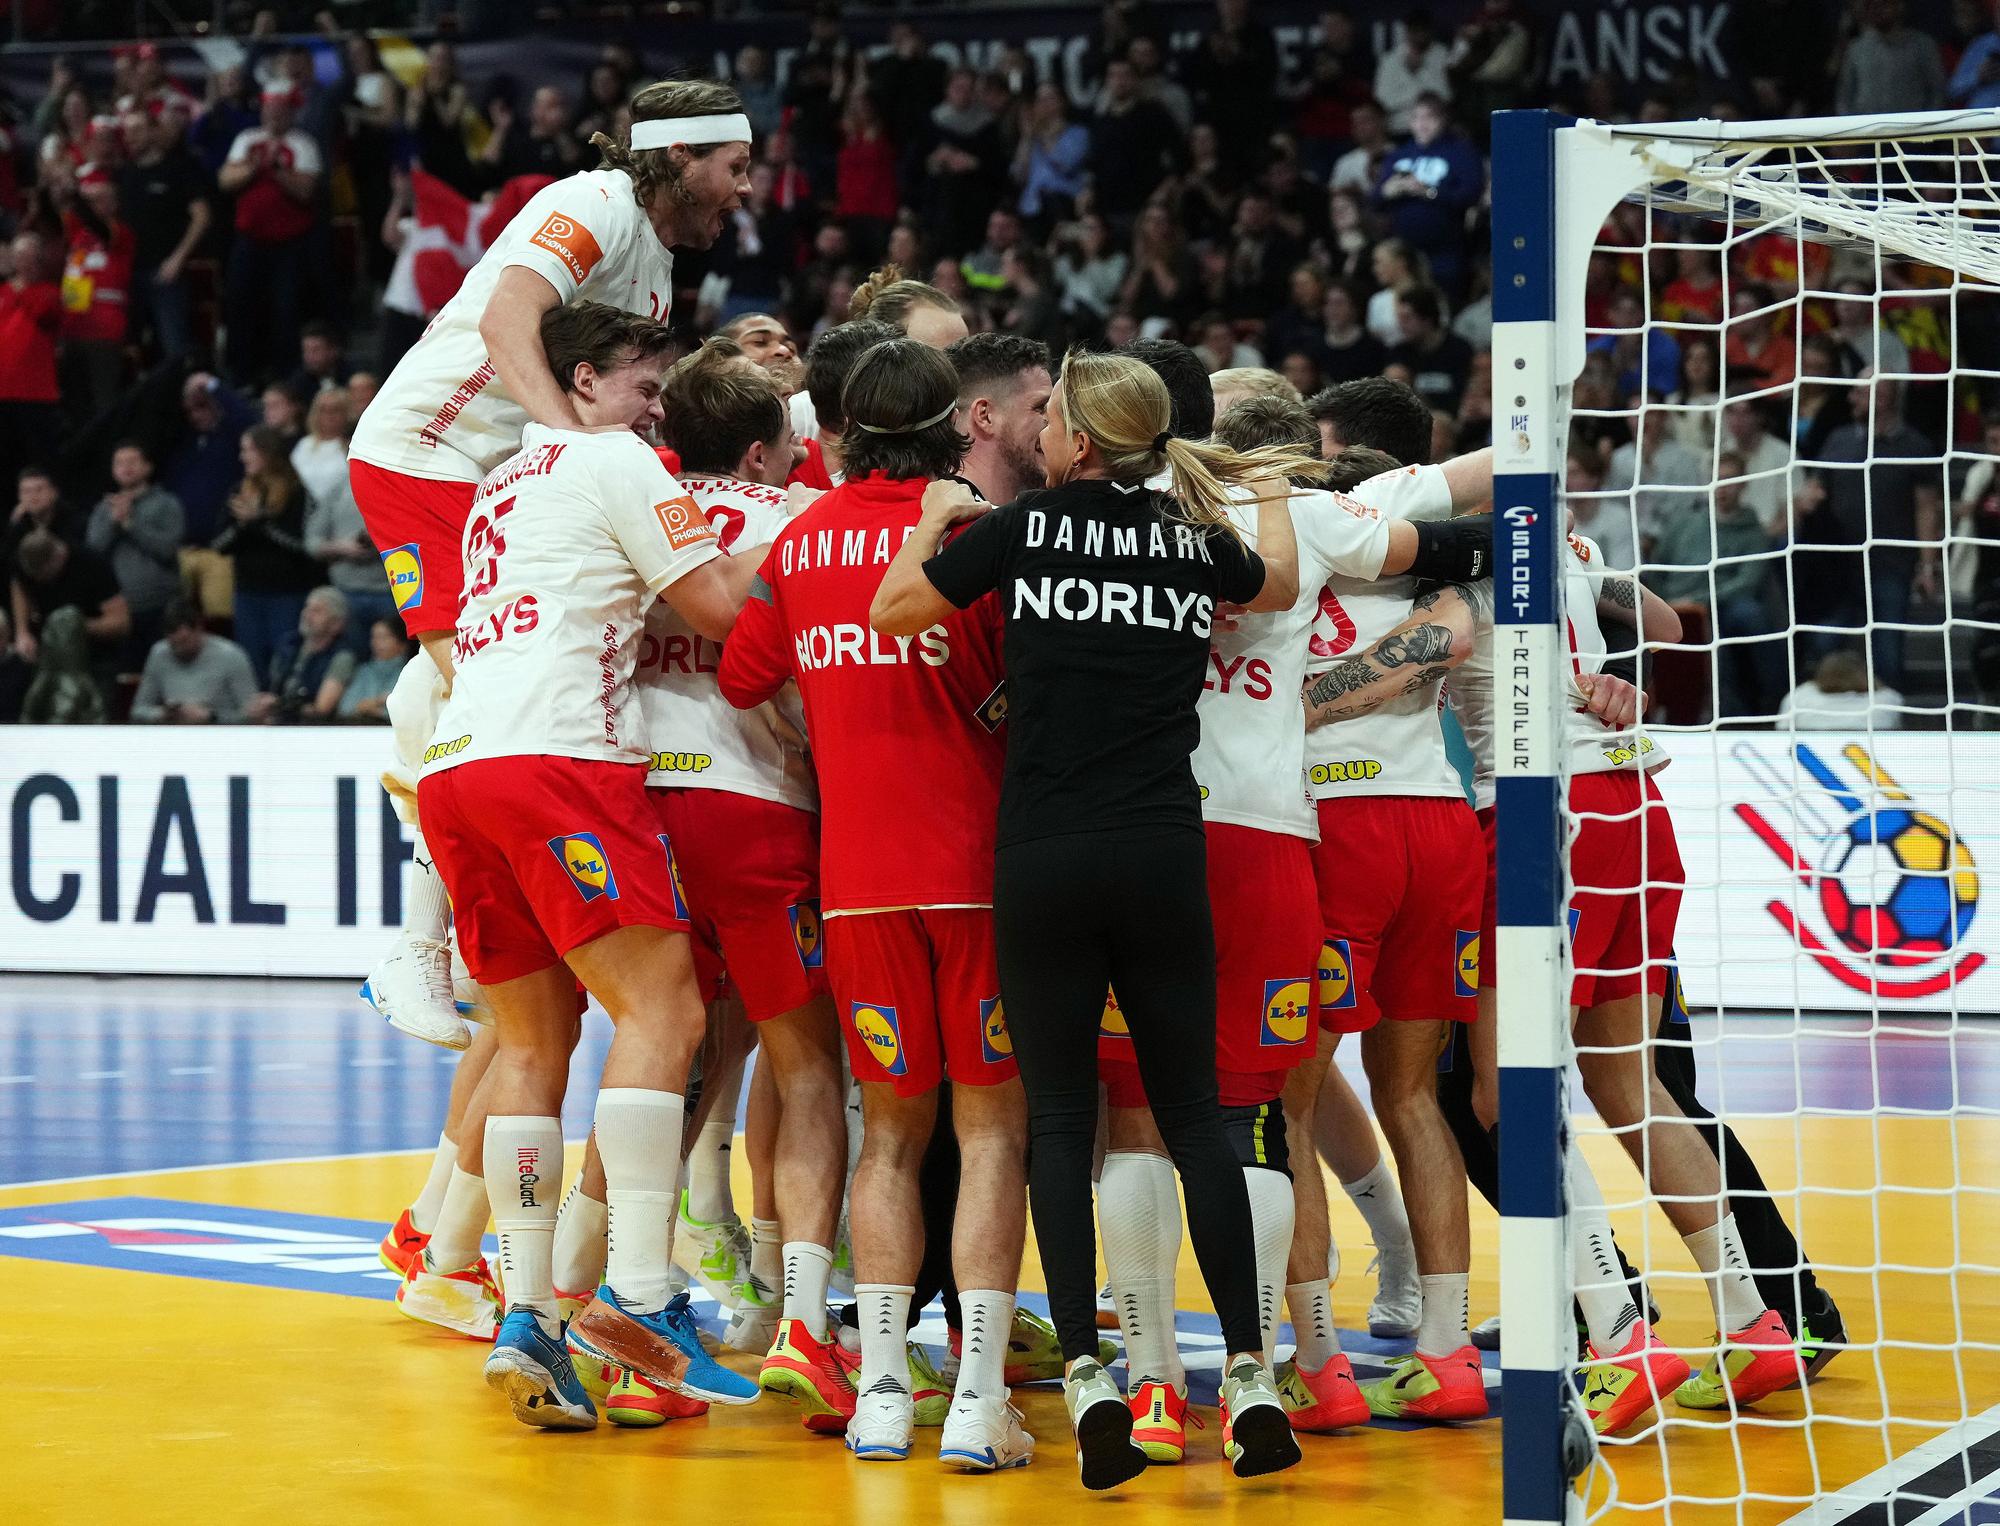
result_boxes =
[395,1291,497,1341]
[940,1440,1033,1471]
[361,979,470,1051]
[484,1348,596,1430]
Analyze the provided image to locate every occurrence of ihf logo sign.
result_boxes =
[1730,741,1985,998]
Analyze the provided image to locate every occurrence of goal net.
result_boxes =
[1490,110,2000,1526]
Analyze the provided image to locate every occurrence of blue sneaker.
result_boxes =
[484,1310,597,1430]
[567,1286,762,1406]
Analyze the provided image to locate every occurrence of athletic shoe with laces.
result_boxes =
[1064,1357,1149,1491]
[377,1208,428,1279]
[1470,1314,1502,1352]
[1577,1323,1692,1435]
[1360,1345,1490,1422]
[1673,1309,1805,1411]
[1275,1352,1369,1430]
[1218,1358,1303,1478]
[566,1286,762,1405]
[723,1287,780,1355]
[846,1382,914,1461]
[759,1316,857,1432]
[939,1392,1034,1471]
[606,1367,709,1427]
[675,1191,754,1309]
[951,1307,1116,1386]
[1797,1287,1847,1383]
[909,1343,951,1427]
[361,935,468,1050]
[485,1309,596,1430]
[1364,1245,1423,1341]
[1128,1378,1194,1462]
[395,1252,501,1340]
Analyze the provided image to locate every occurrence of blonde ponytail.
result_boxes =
[1157,437,1323,529]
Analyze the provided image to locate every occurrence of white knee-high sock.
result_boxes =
[552,1176,609,1296]
[954,1289,1015,1400]
[750,1217,782,1299]
[1417,1273,1471,1357]
[1286,1279,1341,1370]
[408,1132,457,1234]
[856,1283,914,1404]
[1097,1150,1186,1389]
[1684,1214,1766,1335]
[686,1106,736,1226]
[783,1240,834,1340]
[1342,1156,1414,1259]
[482,1114,563,1331]
[423,1165,489,1272]
[1568,1146,1641,1353]
[1244,1165,1295,1368]
[405,825,451,944]
[595,1088,685,1315]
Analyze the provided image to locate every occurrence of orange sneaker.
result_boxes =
[606,1367,712,1427]
[377,1208,428,1279]
[759,1317,856,1434]
[1129,1380,1195,1463]
[1675,1309,1804,1412]
[1578,1324,1692,1434]
[1276,1352,1370,1430]
[1359,1345,1490,1422]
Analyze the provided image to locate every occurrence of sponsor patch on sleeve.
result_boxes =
[528,212,605,284]
[654,494,718,552]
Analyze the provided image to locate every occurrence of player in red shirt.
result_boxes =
[720,337,1032,1471]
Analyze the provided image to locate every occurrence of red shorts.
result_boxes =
[1478,804,1498,974]
[1311,794,1483,1033]
[823,908,1013,1098]
[418,755,691,985]
[1098,822,1319,1110]
[1567,770,1684,1009]
[649,787,828,1022]
[349,459,476,638]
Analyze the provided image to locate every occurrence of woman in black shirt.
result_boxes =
[873,350,1313,1489]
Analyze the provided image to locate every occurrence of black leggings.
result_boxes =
[995,828,1262,1362]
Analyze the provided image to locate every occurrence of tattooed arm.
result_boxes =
[1595,569,1682,644]
[1302,582,1482,728]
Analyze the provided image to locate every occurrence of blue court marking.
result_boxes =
[0,1193,1493,1421]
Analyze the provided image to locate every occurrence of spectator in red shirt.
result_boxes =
[834,92,899,263]
[0,231,63,491]
[56,162,136,424]
[218,85,323,384]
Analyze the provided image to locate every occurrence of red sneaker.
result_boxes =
[377,1207,428,1279]
[1675,1309,1805,1412]
[759,1317,856,1434]
[1276,1352,1370,1430]
[1578,1323,1692,1434]
[1359,1345,1490,1422]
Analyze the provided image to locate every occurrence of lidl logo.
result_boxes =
[1664,963,1689,1026]
[1098,988,1127,1037]
[1454,930,1481,997]
[381,543,424,611]
[851,1002,907,1077]
[1259,978,1312,1047]
[655,834,687,918]
[979,995,1012,1062]
[1567,905,1582,944]
[1318,939,1355,1012]
[549,832,618,902]
[789,900,823,970]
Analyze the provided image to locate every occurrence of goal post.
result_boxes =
[1492,106,2000,1526]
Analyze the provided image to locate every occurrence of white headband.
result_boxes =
[629,113,753,151]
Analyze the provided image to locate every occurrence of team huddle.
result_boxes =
[342,78,1842,1491]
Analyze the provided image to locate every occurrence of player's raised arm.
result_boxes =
[1303,581,1484,728]
[479,266,584,430]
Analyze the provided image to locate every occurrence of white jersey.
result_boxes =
[425,425,721,773]
[1192,485,1402,838]
[789,389,820,444]
[353,170,674,483]
[1444,579,1498,809]
[1303,465,1463,801]
[1563,532,1668,776]
[636,473,815,811]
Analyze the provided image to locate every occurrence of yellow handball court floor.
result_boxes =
[2,978,1995,1525]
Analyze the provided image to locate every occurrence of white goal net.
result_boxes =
[1492,110,2000,1526]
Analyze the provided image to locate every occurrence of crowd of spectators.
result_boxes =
[4,0,2000,725]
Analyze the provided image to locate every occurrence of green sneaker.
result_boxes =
[675,1189,750,1308]
[1064,1357,1148,1491]
[909,1342,951,1427]
[1219,1358,1302,1478]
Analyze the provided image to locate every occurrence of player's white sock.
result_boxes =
[405,825,451,944]
[856,1283,915,1403]
[1341,1156,1415,1261]
[1097,1150,1186,1388]
[1244,1165,1295,1368]
[408,1132,457,1234]
[1417,1272,1471,1357]
[1568,1146,1640,1352]
[1684,1214,1766,1335]
[482,1115,562,1333]
[423,1165,489,1273]
[954,1288,1015,1400]
[552,1177,608,1296]
[595,1088,685,1315]
[1286,1279,1341,1370]
[750,1216,781,1294]
[686,1106,736,1226]
[783,1239,835,1340]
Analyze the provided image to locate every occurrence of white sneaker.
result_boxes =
[724,1297,780,1355]
[395,1253,501,1339]
[449,939,492,1025]
[676,1191,752,1308]
[847,1384,914,1461]
[1365,1245,1423,1340]
[939,1392,1034,1471]
[363,936,468,1050]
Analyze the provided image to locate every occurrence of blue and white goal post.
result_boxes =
[1492,107,2000,1526]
